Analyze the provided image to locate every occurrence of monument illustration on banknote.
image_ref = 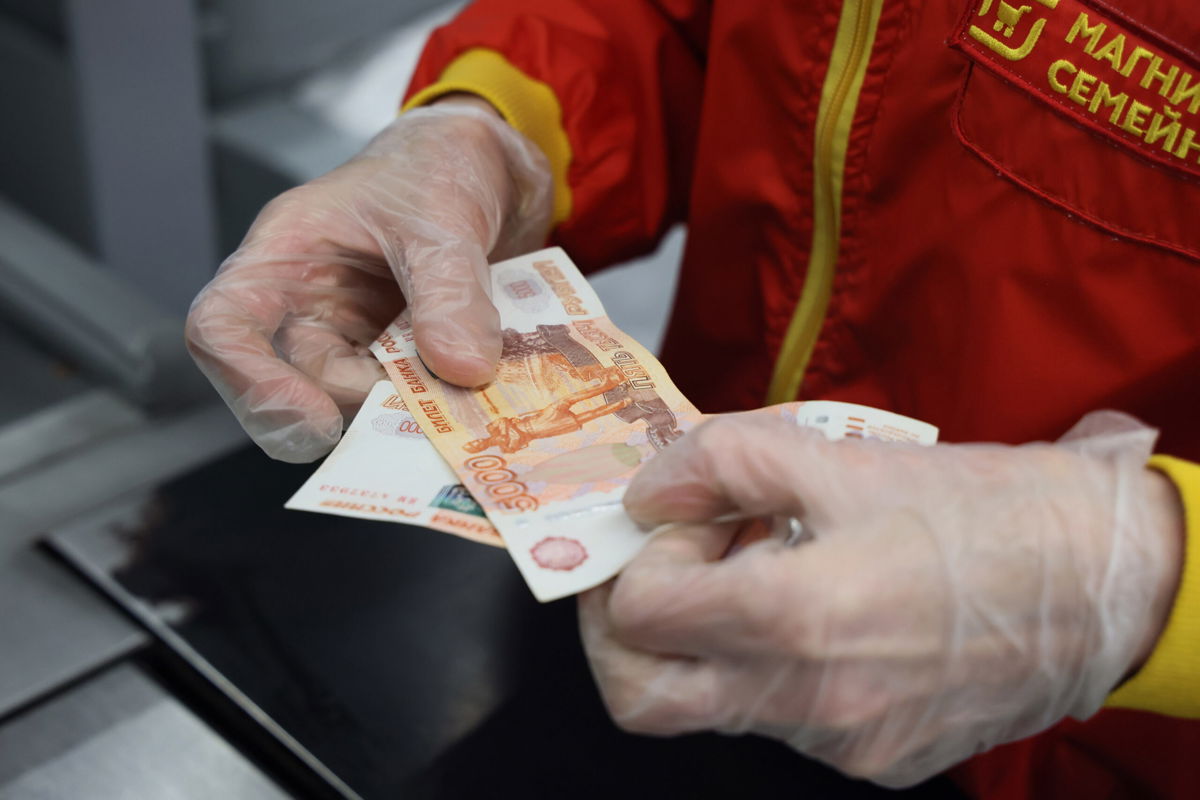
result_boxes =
[462,361,632,455]
[454,324,686,458]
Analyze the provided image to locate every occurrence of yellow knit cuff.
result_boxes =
[404,48,572,225]
[1106,455,1200,717]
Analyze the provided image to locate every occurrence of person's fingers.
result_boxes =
[607,561,777,658]
[400,235,501,386]
[271,322,384,418]
[644,518,740,565]
[579,584,730,735]
[585,579,904,748]
[624,414,831,527]
[187,235,402,459]
[607,515,933,661]
[601,518,822,659]
[602,521,744,654]
[186,285,343,463]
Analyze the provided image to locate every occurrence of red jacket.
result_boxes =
[407,1,1200,796]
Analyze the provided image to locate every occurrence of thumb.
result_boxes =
[391,232,502,387]
[624,414,831,527]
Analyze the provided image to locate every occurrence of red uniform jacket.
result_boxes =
[408,1,1200,796]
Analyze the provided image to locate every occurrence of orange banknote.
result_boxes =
[370,248,703,601]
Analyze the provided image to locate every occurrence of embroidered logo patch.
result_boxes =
[953,0,1200,178]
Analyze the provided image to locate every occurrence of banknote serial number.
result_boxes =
[463,454,540,512]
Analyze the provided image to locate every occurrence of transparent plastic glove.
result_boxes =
[185,103,552,461]
[579,410,1183,787]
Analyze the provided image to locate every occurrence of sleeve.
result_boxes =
[402,1,709,272]
[1106,455,1200,717]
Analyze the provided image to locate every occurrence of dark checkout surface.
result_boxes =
[44,443,966,800]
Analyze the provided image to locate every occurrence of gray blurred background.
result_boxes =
[0,1,681,797]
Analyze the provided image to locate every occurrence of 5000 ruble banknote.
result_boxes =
[370,248,704,601]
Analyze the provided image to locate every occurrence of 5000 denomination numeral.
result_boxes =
[463,454,539,512]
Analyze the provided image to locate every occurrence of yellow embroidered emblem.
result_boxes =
[969,0,1059,61]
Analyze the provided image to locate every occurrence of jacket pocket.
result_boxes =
[950,0,1200,262]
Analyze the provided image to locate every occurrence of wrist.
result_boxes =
[404,50,571,225]
[431,92,503,118]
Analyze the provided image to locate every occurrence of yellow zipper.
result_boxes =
[765,0,886,405]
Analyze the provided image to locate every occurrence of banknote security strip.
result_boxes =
[288,247,939,601]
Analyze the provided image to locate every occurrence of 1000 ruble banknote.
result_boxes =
[370,248,704,601]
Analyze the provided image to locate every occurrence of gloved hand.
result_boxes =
[185,100,552,461]
[580,410,1184,787]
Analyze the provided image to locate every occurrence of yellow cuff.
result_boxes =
[405,48,572,225]
[1107,455,1200,717]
